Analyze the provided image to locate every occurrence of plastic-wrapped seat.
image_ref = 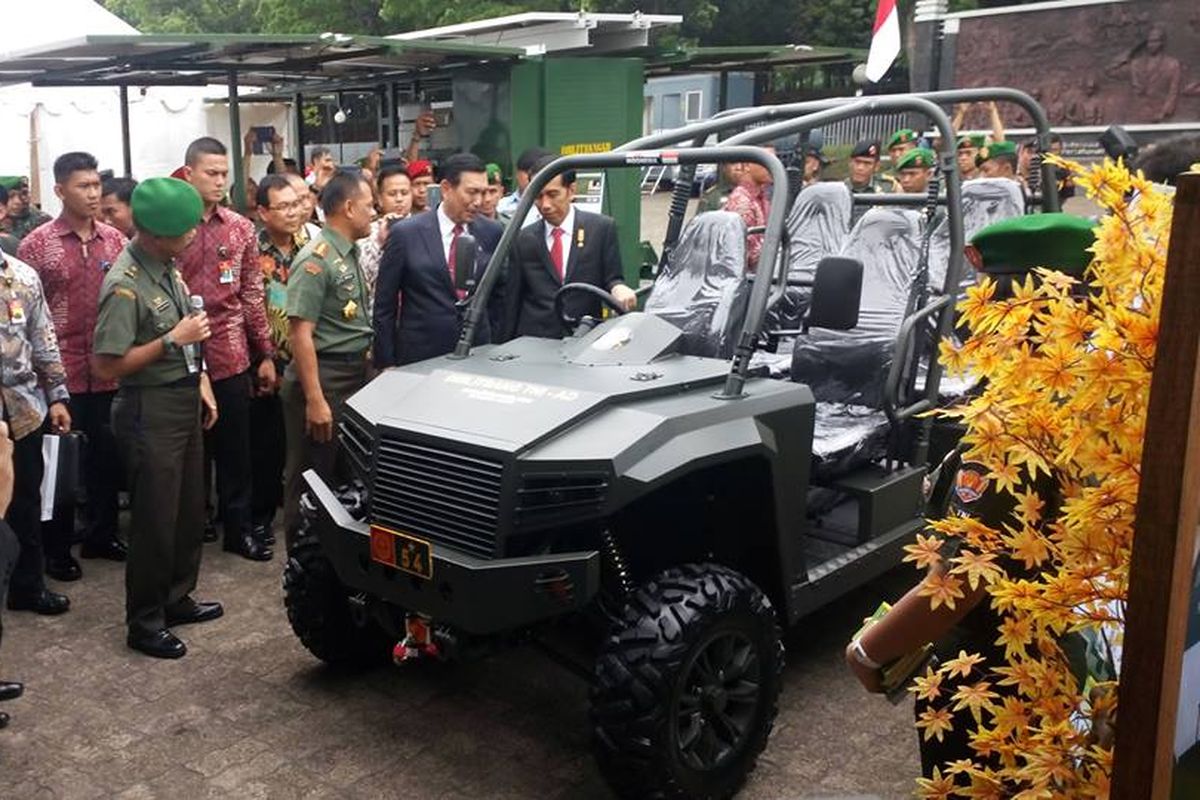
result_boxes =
[790,207,924,477]
[771,182,854,328]
[645,211,749,358]
[928,178,1024,296]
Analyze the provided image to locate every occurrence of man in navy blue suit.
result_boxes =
[372,153,503,367]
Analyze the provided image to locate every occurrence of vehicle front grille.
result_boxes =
[371,435,504,560]
[338,410,373,483]
[515,473,608,528]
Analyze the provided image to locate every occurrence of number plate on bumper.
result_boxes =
[369,525,433,580]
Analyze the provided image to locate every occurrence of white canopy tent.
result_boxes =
[0,0,290,216]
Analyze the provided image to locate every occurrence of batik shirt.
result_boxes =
[725,182,770,271]
[176,205,273,380]
[0,254,69,440]
[258,225,310,364]
[18,217,128,393]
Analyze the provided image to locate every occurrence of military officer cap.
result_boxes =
[966,213,1095,277]
[851,139,881,159]
[886,129,917,150]
[896,147,936,171]
[131,177,204,238]
[956,134,986,150]
[975,140,1018,167]
[406,159,433,180]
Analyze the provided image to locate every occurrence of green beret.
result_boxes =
[0,176,26,191]
[956,134,986,150]
[886,129,917,150]
[968,213,1096,277]
[976,140,1017,167]
[896,147,936,171]
[485,162,503,185]
[131,177,203,238]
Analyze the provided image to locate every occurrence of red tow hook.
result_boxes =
[393,614,442,664]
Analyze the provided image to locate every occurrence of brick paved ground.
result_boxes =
[1,537,921,799]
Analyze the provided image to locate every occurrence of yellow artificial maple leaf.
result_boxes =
[916,707,956,743]
[943,650,986,680]
[919,572,966,611]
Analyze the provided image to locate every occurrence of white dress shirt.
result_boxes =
[543,205,576,277]
[436,205,464,264]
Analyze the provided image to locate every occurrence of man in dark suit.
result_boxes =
[373,153,503,367]
[502,156,636,341]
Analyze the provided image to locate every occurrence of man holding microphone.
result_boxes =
[92,177,222,659]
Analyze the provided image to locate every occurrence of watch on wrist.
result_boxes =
[162,332,179,353]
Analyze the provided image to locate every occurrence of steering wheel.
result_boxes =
[554,282,628,333]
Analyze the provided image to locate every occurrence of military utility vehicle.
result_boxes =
[284,94,1042,798]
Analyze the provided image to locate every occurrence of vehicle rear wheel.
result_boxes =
[282,498,392,667]
[591,563,783,799]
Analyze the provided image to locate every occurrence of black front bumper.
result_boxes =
[302,470,602,636]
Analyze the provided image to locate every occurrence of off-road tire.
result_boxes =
[591,563,784,800]
[282,507,392,667]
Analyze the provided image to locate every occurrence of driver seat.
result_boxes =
[645,211,749,358]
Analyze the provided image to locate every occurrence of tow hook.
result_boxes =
[393,614,447,664]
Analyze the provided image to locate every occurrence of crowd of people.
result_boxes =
[0,121,642,729]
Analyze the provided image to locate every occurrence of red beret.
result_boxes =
[170,165,188,180]
[406,160,433,180]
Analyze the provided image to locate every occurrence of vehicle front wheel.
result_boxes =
[282,499,392,667]
[591,563,784,799]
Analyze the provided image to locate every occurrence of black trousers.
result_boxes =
[249,391,285,529]
[45,391,121,558]
[113,383,205,635]
[3,422,46,599]
[204,372,253,545]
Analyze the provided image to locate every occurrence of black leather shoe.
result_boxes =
[7,589,70,615]
[252,523,276,548]
[0,682,22,702]
[165,599,224,626]
[46,555,82,582]
[223,534,273,562]
[80,537,128,561]
[202,520,219,543]
[0,711,9,729]
[127,628,186,659]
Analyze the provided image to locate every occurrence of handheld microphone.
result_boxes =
[186,295,205,374]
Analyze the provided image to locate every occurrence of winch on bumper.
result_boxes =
[302,469,602,636]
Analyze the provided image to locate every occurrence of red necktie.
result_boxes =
[447,223,466,299]
[550,226,565,281]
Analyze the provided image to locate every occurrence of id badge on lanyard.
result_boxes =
[217,243,234,285]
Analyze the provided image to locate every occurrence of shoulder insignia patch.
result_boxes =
[114,287,137,300]
[304,261,323,276]
[954,463,988,505]
[313,241,330,258]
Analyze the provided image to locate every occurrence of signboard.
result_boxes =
[572,170,606,215]
[948,0,1200,128]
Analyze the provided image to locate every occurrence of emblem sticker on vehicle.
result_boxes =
[954,463,988,505]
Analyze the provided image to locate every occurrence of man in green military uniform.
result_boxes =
[844,212,1097,778]
[976,140,1020,182]
[0,185,19,256]
[845,139,889,196]
[956,133,986,181]
[0,177,51,241]
[884,128,919,189]
[282,169,375,548]
[895,147,937,195]
[91,177,222,659]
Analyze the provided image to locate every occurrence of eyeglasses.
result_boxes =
[266,201,304,212]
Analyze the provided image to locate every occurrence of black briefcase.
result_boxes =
[46,431,84,509]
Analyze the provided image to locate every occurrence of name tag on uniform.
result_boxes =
[218,260,235,285]
[8,297,25,324]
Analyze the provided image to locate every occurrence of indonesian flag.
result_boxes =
[865,0,901,83]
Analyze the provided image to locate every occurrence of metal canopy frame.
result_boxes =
[0,33,524,204]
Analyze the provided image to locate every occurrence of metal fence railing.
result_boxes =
[819,111,910,147]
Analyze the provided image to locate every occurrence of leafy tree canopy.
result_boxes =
[99,0,1040,47]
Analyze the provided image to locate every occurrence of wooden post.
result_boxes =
[1113,171,1200,798]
